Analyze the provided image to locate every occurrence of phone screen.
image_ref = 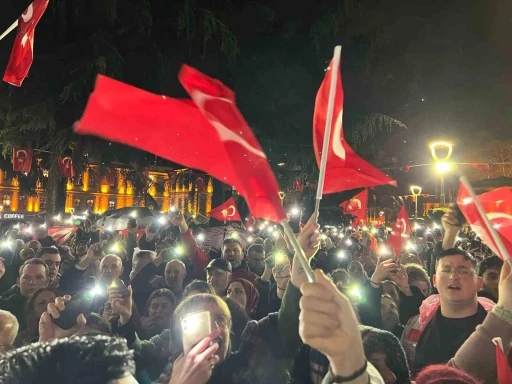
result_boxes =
[181,311,212,355]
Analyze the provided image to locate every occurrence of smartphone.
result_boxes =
[181,311,212,355]
[451,203,466,227]
[289,214,302,234]
[109,279,129,297]
[51,291,97,330]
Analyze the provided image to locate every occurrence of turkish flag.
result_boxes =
[75,71,286,222]
[387,205,411,257]
[457,184,512,260]
[58,156,75,178]
[313,47,396,193]
[340,190,368,223]
[209,197,241,222]
[48,226,79,245]
[195,172,206,193]
[3,0,49,86]
[179,65,286,222]
[12,146,33,172]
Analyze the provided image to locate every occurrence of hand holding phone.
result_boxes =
[181,311,212,355]
[46,295,87,336]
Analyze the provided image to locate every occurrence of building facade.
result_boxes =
[0,165,213,216]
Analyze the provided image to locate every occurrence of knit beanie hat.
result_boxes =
[416,365,481,384]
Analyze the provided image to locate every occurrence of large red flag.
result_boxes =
[3,0,49,86]
[313,49,396,193]
[76,71,285,222]
[209,197,242,222]
[340,190,368,224]
[57,156,75,178]
[387,205,411,257]
[12,147,33,172]
[178,65,286,222]
[457,185,512,260]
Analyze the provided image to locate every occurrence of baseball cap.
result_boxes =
[205,258,232,273]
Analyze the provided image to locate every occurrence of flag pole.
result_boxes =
[315,45,342,218]
[281,220,315,282]
[459,176,511,262]
[0,20,18,42]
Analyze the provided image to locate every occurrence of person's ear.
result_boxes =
[432,274,437,289]
[477,276,484,290]
[16,277,20,287]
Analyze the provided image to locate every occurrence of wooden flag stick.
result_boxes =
[0,20,18,42]
[315,45,342,218]
[281,219,315,282]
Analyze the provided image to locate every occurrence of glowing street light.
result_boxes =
[410,185,422,218]
[436,162,452,174]
[430,141,453,207]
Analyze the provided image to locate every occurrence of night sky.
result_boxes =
[0,0,510,200]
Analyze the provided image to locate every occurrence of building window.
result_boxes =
[108,200,115,211]
[2,195,11,208]
[89,172,97,188]
[74,173,83,187]
[87,199,94,210]
[74,198,81,209]
[18,195,27,210]
[40,198,46,210]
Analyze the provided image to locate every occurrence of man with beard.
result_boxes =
[246,244,265,276]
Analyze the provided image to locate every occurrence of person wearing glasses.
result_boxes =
[111,288,291,383]
[401,247,495,375]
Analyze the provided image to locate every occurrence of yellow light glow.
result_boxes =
[436,162,452,174]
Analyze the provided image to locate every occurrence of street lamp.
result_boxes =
[410,185,422,218]
[430,142,453,207]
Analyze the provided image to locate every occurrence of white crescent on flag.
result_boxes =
[332,109,346,160]
[348,198,361,210]
[222,205,236,217]
[22,4,34,22]
[400,218,408,236]
[62,157,72,168]
[16,149,27,163]
[189,90,267,159]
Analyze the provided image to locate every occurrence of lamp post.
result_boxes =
[430,142,453,207]
[410,185,422,218]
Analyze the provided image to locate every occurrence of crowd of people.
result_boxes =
[0,206,510,383]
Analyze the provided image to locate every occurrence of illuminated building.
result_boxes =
[0,165,213,216]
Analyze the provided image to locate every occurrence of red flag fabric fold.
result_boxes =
[387,205,411,257]
[457,185,512,260]
[76,69,285,222]
[12,146,33,172]
[340,190,368,224]
[313,51,396,193]
[178,65,286,222]
[209,197,241,222]
[3,0,49,86]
